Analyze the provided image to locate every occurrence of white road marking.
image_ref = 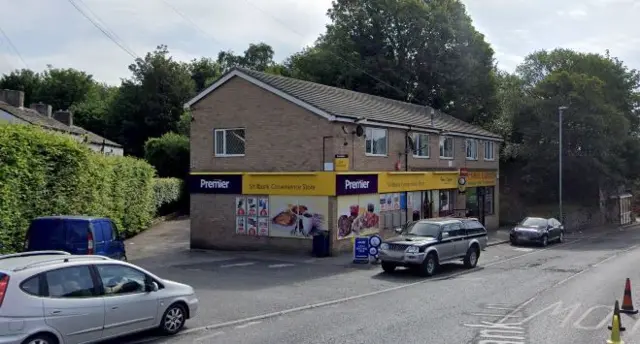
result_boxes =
[512,247,534,252]
[220,262,256,268]
[170,229,638,338]
[235,321,261,329]
[268,263,296,268]
[470,313,522,318]
[194,331,225,343]
[303,259,317,263]
[573,305,612,330]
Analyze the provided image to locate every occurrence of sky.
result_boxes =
[0,0,639,85]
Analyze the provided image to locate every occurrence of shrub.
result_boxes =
[144,132,189,179]
[153,178,183,215]
[0,123,156,253]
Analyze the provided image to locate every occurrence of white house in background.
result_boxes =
[0,89,124,156]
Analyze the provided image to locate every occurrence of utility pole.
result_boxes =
[558,106,568,222]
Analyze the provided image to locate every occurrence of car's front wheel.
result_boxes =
[420,252,438,277]
[558,232,564,243]
[381,262,397,273]
[541,235,549,247]
[22,333,58,344]
[160,303,187,335]
[463,246,480,268]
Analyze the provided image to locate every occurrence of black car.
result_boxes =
[509,217,564,247]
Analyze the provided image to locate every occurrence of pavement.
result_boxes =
[112,219,640,344]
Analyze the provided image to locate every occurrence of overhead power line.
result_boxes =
[75,0,139,58]
[0,24,28,69]
[66,0,139,60]
[158,0,223,47]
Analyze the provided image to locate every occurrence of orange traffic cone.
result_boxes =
[608,300,626,331]
[620,278,638,315]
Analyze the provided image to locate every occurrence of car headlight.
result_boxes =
[380,243,389,250]
[405,246,419,253]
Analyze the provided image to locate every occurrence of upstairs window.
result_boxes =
[413,133,430,158]
[214,128,245,157]
[439,137,454,159]
[465,139,478,160]
[484,141,495,160]
[365,127,388,156]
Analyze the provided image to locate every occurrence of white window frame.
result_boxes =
[214,128,246,157]
[465,139,478,160]
[484,141,495,161]
[412,133,430,158]
[365,127,388,156]
[439,136,454,159]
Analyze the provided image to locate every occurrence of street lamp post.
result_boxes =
[558,106,568,223]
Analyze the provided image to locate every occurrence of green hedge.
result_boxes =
[153,178,183,214]
[0,124,156,253]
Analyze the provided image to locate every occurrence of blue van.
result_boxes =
[23,216,127,260]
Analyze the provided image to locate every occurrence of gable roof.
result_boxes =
[184,67,502,141]
[0,102,121,147]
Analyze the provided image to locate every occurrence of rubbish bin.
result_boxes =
[312,230,331,257]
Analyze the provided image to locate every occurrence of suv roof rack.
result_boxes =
[12,255,112,272]
[0,251,71,260]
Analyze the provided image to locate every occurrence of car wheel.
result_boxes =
[541,235,548,247]
[160,303,187,335]
[381,262,396,273]
[558,232,564,243]
[421,252,438,277]
[464,246,480,268]
[22,333,58,344]
[510,238,517,246]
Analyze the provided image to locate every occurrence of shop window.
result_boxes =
[365,127,388,156]
[484,141,495,161]
[465,139,478,160]
[439,137,454,159]
[413,133,430,158]
[484,187,495,215]
[214,128,245,156]
[438,190,455,216]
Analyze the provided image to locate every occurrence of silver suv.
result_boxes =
[0,251,198,344]
[378,218,488,276]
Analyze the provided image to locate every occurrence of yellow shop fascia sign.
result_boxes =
[430,171,459,190]
[242,172,336,196]
[467,171,497,187]
[378,172,430,193]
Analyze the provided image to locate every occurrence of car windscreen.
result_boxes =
[26,219,66,250]
[405,222,441,237]
[520,218,547,228]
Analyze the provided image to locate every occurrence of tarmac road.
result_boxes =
[118,225,640,344]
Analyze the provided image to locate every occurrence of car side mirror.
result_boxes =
[441,232,449,240]
[145,281,159,292]
[394,227,403,234]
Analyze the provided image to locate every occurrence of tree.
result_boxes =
[69,83,118,136]
[288,0,497,124]
[144,132,189,179]
[189,57,222,93]
[107,45,196,156]
[36,67,95,111]
[217,42,285,74]
[0,69,41,106]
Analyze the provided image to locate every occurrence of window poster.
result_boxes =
[236,197,246,216]
[247,197,258,216]
[258,217,269,236]
[236,216,246,235]
[247,216,258,236]
[258,197,269,216]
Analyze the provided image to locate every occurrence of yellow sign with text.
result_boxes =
[467,171,497,187]
[243,172,335,196]
[429,172,459,190]
[334,157,350,171]
[378,172,430,193]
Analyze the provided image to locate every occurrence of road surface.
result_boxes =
[116,225,640,344]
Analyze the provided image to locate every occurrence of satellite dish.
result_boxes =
[406,136,416,151]
[355,125,364,137]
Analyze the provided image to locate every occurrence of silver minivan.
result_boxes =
[0,251,198,344]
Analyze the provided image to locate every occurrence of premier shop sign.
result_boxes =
[335,174,378,195]
[189,174,243,194]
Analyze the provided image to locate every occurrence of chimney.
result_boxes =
[30,103,53,118]
[430,108,435,127]
[0,89,25,108]
[53,110,73,127]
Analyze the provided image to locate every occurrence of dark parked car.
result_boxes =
[23,216,127,260]
[509,217,564,247]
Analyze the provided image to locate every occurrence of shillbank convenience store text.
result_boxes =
[249,183,317,192]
